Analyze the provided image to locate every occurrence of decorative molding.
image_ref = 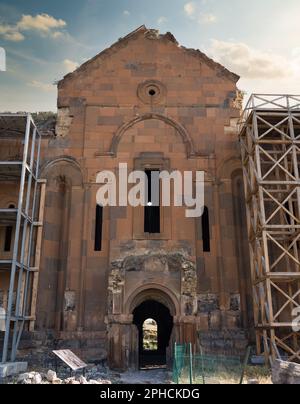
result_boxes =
[137,80,167,105]
[96,113,197,158]
[41,156,84,186]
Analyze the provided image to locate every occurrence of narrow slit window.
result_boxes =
[202,206,210,252]
[144,170,160,234]
[4,226,13,252]
[94,204,103,251]
[4,204,15,252]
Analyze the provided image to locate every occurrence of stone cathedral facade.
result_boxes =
[0,26,253,369]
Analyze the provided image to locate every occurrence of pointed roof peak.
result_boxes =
[59,26,239,85]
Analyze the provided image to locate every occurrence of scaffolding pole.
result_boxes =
[0,113,46,363]
[240,95,300,363]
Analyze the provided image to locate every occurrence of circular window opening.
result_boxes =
[137,81,166,105]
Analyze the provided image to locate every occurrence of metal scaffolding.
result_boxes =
[0,113,46,363]
[240,95,300,363]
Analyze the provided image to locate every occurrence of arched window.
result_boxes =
[202,206,210,252]
[94,204,103,251]
[143,318,158,351]
[4,204,15,252]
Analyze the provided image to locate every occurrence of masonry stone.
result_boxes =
[0,26,252,370]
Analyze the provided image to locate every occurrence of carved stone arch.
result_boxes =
[110,113,196,158]
[41,156,84,187]
[125,284,180,317]
[37,156,84,331]
[0,198,17,209]
[217,156,242,180]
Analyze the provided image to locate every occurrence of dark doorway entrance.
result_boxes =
[133,300,173,369]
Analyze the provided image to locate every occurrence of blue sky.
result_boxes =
[0,0,299,112]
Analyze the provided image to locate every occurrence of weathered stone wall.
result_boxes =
[0,330,107,367]
[0,26,252,365]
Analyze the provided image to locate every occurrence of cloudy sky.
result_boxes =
[0,0,299,112]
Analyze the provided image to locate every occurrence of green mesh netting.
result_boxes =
[173,343,246,385]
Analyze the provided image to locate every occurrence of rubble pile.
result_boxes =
[17,369,112,385]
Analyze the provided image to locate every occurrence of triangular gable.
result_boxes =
[58,25,239,87]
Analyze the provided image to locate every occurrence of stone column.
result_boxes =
[213,180,227,327]
[106,314,134,370]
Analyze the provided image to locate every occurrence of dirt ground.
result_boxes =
[119,369,171,384]
[1,364,272,384]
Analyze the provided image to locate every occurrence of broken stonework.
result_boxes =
[55,107,73,137]
[230,294,241,312]
[108,261,125,294]
[16,370,112,385]
[231,89,244,110]
[78,375,88,384]
[64,291,76,312]
[46,369,57,382]
[109,251,197,312]
[32,373,42,384]
[181,260,197,297]
[181,259,197,315]
[18,372,41,384]
[198,294,220,313]
[109,250,196,295]
[272,360,300,384]
[110,250,193,277]
[123,255,144,272]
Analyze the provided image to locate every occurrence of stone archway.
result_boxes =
[107,285,180,371]
[106,252,199,370]
[133,300,173,369]
[126,285,179,317]
[129,287,178,369]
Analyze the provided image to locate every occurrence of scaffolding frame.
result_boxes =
[240,95,300,363]
[0,113,46,363]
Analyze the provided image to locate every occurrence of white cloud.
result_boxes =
[157,16,168,25]
[123,10,130,16]
[184,2,217,24]
[63,59,78,73]
[0,24,24,42]
[208,39,291,79]
[27,80,55,92]
[51,31,64,39]
[184,2,196,17]
[0,13,67,42]
[17,14,66,33]
[201,13,217,24]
